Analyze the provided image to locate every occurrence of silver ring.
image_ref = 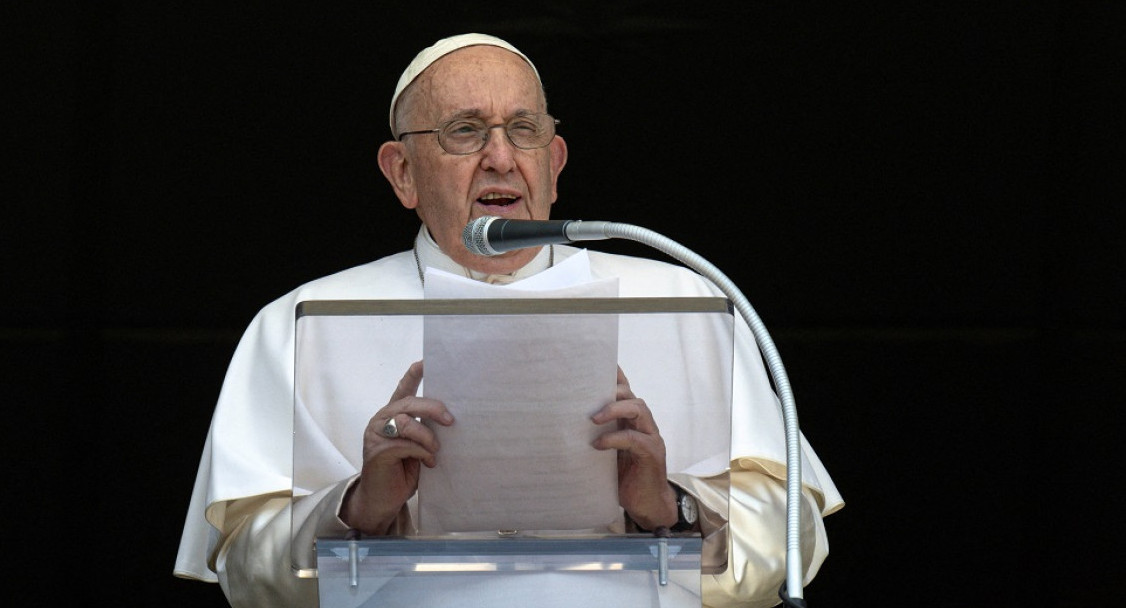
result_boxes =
[381,417,400,438]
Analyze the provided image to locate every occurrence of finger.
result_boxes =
[591,398,659,434]
[591,427,665,457]
[366,438,440,469]
[388,360,424,403]
[364,414,443,465]
[386,413,441,453]
[616,366,635,400]
[367,412,438,456]
[379,398,455,427]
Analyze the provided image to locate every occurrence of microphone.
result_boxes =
[462,216,612,256]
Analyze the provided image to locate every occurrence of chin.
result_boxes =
[470,249,534,274]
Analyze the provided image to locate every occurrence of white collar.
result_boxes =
[412,225,553,285]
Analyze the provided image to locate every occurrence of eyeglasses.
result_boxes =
[397,113,560,155]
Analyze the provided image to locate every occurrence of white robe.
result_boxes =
[174,227,844,608]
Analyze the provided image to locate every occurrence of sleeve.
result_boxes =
[212,477,414,608]
[673,466,828,608]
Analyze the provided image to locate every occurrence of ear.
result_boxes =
[377,141,418,209]
[548,135,568,204]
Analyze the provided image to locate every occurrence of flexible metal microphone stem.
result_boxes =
[463,218,808,604]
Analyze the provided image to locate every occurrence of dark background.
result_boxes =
[6,2,1124,607]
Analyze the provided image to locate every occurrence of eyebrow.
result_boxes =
[440,108,538,122]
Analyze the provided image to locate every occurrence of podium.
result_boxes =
[292,297,734,607]
[315,535,704,607]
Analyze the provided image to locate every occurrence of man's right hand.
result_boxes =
[339,360,454,535]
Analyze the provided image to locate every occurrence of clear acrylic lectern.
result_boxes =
[292,297,734,607]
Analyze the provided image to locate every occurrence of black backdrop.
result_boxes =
[6,2,1124,607]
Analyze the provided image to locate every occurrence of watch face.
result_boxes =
[679,493,698,525]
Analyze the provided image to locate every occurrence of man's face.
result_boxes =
[381,45,567,274]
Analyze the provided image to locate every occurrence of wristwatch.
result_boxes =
[671,485,699,532]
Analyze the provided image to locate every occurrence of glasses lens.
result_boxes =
[436,115,557,155]
[439,119,488,155]
[506,114,556,149]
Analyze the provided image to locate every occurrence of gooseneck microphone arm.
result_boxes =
[462,217,808,606]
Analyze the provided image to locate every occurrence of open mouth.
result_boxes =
[478,192,519,208]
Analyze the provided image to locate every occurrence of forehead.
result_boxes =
[416,46,544,118]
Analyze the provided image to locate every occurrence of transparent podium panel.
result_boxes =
[292,298,734,606]
[316,535,703,608]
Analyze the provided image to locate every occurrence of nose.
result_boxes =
[479,124,517,172]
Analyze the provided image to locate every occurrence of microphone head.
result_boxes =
[462,216,500,256]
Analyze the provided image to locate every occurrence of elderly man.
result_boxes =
[174,33,843,608]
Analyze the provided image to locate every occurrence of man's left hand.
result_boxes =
[591,367,678,531]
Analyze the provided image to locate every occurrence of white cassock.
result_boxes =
[174,227,844,608]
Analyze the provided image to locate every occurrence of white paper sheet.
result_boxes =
[418,251,624,534]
